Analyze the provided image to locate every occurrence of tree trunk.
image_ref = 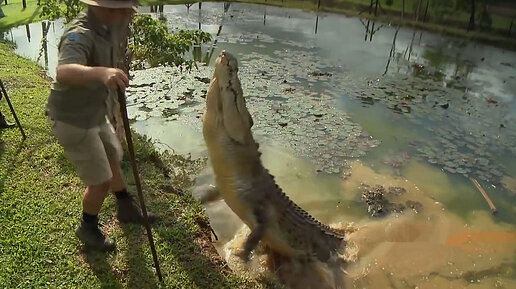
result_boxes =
[423,0,430,22]
[402,0,405,19]
[415,0,423,22]
[468,0,475,31]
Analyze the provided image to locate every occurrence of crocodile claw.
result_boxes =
[235,248,251,263]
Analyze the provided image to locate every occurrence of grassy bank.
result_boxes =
[0,40,278,288]
[0,0,43,29]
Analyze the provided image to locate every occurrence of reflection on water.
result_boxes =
[2,19,65,78]
[3,2,516,287]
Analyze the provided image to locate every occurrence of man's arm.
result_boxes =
[56,64,129,92]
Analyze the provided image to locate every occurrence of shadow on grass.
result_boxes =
[150,191,241,289]
[82,250,124,289]
[0,133,26,193]
[81,225,158,289]
[121,224,159,289]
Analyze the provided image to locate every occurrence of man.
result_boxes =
[47,0,156,252]
[0,109,15,129]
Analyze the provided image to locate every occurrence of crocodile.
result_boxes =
[202,51,345,263]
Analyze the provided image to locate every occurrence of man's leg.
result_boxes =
[49,119,117,251]
[109,158,157,224]
[76,180,116,251]
[109,158,125,193]
[83,180,111,215]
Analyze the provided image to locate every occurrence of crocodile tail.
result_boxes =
[263,169,346,241]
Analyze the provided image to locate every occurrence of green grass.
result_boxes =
[0,40,279,288]
[0,0,43,29]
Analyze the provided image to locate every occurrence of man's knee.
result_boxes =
[87,179,112,195]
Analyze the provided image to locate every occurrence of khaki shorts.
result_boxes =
[49,116,123,186]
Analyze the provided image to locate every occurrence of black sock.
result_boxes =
[82,212,98,224]
[114,189,130,200]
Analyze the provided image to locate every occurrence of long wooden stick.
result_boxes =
[469,177,497,215]
[117,89,163,281]
[0,79,26,139]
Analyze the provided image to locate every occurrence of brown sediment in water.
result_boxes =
[341,161,516,289]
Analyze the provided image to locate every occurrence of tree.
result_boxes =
[40,0,83,22]
[130,15,212,69]
[38,1,212,69]
[468,0,475,31]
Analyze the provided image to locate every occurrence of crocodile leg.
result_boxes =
[195,184,221,204]
[237,206,267,262]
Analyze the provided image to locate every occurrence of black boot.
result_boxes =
[75,221,116,252]
[116,194,157,224]
[0,112,14,129]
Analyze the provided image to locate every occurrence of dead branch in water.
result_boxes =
[469,177,497,215]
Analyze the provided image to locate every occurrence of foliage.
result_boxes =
[38,1,212,69]
[130,14,212,69]
[40,0,83,22]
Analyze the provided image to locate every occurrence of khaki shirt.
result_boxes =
[47,10,128,129]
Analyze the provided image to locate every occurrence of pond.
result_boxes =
[3,2,515,288]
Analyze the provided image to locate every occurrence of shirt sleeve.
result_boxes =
[58,30,92,65]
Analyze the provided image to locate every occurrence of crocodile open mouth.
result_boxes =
[208,50,254,145]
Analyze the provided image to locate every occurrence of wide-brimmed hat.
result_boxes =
[80,0,139,11]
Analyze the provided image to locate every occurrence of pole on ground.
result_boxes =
[22,0,26,9]
[0,79,26,139]
[117,89,163,281]
[508,18,514,37]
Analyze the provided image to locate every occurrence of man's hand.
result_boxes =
[99,68,129,92]
[56,64,129,92]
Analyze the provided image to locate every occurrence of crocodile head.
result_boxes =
[204,51,253,145]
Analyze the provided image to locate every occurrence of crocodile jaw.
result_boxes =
[202,51,260,228]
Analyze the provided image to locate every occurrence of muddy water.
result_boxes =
[199,144,516,288]
[5,2,516,288]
